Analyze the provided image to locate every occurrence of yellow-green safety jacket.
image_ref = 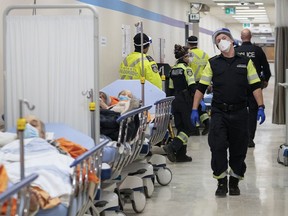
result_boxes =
[119,52,162,89]
[188,48,209,82]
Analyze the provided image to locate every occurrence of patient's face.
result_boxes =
[24,116,46,139]
[118,90,132,99]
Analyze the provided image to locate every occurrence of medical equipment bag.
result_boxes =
[277,144,288,166]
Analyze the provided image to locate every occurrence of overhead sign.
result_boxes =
[243,23,251,28]
[189,13,200,23]
[225,7,235,15]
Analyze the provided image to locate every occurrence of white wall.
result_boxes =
[0,0,238,127]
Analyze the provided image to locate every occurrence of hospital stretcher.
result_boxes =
[101,80,175,193]
[2,121,109,216]
[36,125,109,216]
[146,96,175,186]
[97,105,152,215]
[34,138,110,216]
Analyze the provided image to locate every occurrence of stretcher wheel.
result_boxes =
[143,177,154,198]
[131,191,146,213]
[156,167,172,186]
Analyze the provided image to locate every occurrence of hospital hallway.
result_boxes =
[125,75,288,216]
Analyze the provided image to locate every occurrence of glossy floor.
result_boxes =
[125,75,288,216]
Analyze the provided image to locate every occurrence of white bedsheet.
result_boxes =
[0,138,74,205]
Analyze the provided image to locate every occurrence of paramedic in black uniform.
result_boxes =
[235,28,271,148]
[191,28,266,197]
[163,44,197,162]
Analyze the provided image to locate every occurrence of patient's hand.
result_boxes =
[99,98,109,109]
[29,190,39,213]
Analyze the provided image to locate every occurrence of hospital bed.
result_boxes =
[98,105,152,214]
[146,96,174,186]
[35,125,110,216]
[3,112,110,216]
[101,80,175,185]
[2,100,109,216]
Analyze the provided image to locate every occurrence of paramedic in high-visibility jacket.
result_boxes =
[187,35,210,135]
[191,28,266,197]
[119,33,162,90]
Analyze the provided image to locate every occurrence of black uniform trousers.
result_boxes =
[247,89,259,141]
[208,106,249,178]
[172,92,195,145]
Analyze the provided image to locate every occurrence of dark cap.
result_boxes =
[133,33,151,48]
[174,44,189,59]
[187,36,198,44]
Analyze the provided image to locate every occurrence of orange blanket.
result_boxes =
[0,165,17,215]
[56,138,99,184]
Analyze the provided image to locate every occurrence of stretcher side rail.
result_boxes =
[150,96,175,145]
[0,173,39,216]
[118,105,151,168]
[68,139,110,216]
[107,105,152,181]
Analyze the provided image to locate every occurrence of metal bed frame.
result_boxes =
[0,174,38,216]
[99,105,152,214]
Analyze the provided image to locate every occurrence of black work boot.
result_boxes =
[163,137,185,162]
[176,145,192,162]
[163,143,176,162]
[215,177,228,197]
[229,176,240,195]
[201,119,210,135]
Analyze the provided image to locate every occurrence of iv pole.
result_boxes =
[135,21,145,105]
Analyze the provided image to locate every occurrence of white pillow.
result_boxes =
[0,131,17,147]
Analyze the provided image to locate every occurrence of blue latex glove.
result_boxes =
[200,100,206,112]
[190,109,200,127]
[257,107,266,125]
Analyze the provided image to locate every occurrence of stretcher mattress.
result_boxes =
[45,123,95,150]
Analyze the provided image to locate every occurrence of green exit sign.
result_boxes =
[225,7,235,15]
[243,23,251,28]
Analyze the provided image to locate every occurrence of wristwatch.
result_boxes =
[258,105,265,109]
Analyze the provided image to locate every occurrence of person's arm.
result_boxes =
[253,87,266,124]
[145,60,162,89]
[252,88,264,106]
[99,98,109,109]
[259,47,271,87]
[247,59,266,124]
[192,89,204,110]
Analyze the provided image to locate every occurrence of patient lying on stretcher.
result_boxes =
[100,90,141,114]
[0,115,97,213]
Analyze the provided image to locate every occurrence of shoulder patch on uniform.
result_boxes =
[237,64,247,68]
[146,55,155,62]
[187,68,193,76]
[151,64,159,72]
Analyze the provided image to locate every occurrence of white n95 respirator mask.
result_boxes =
[218,39,231,53]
